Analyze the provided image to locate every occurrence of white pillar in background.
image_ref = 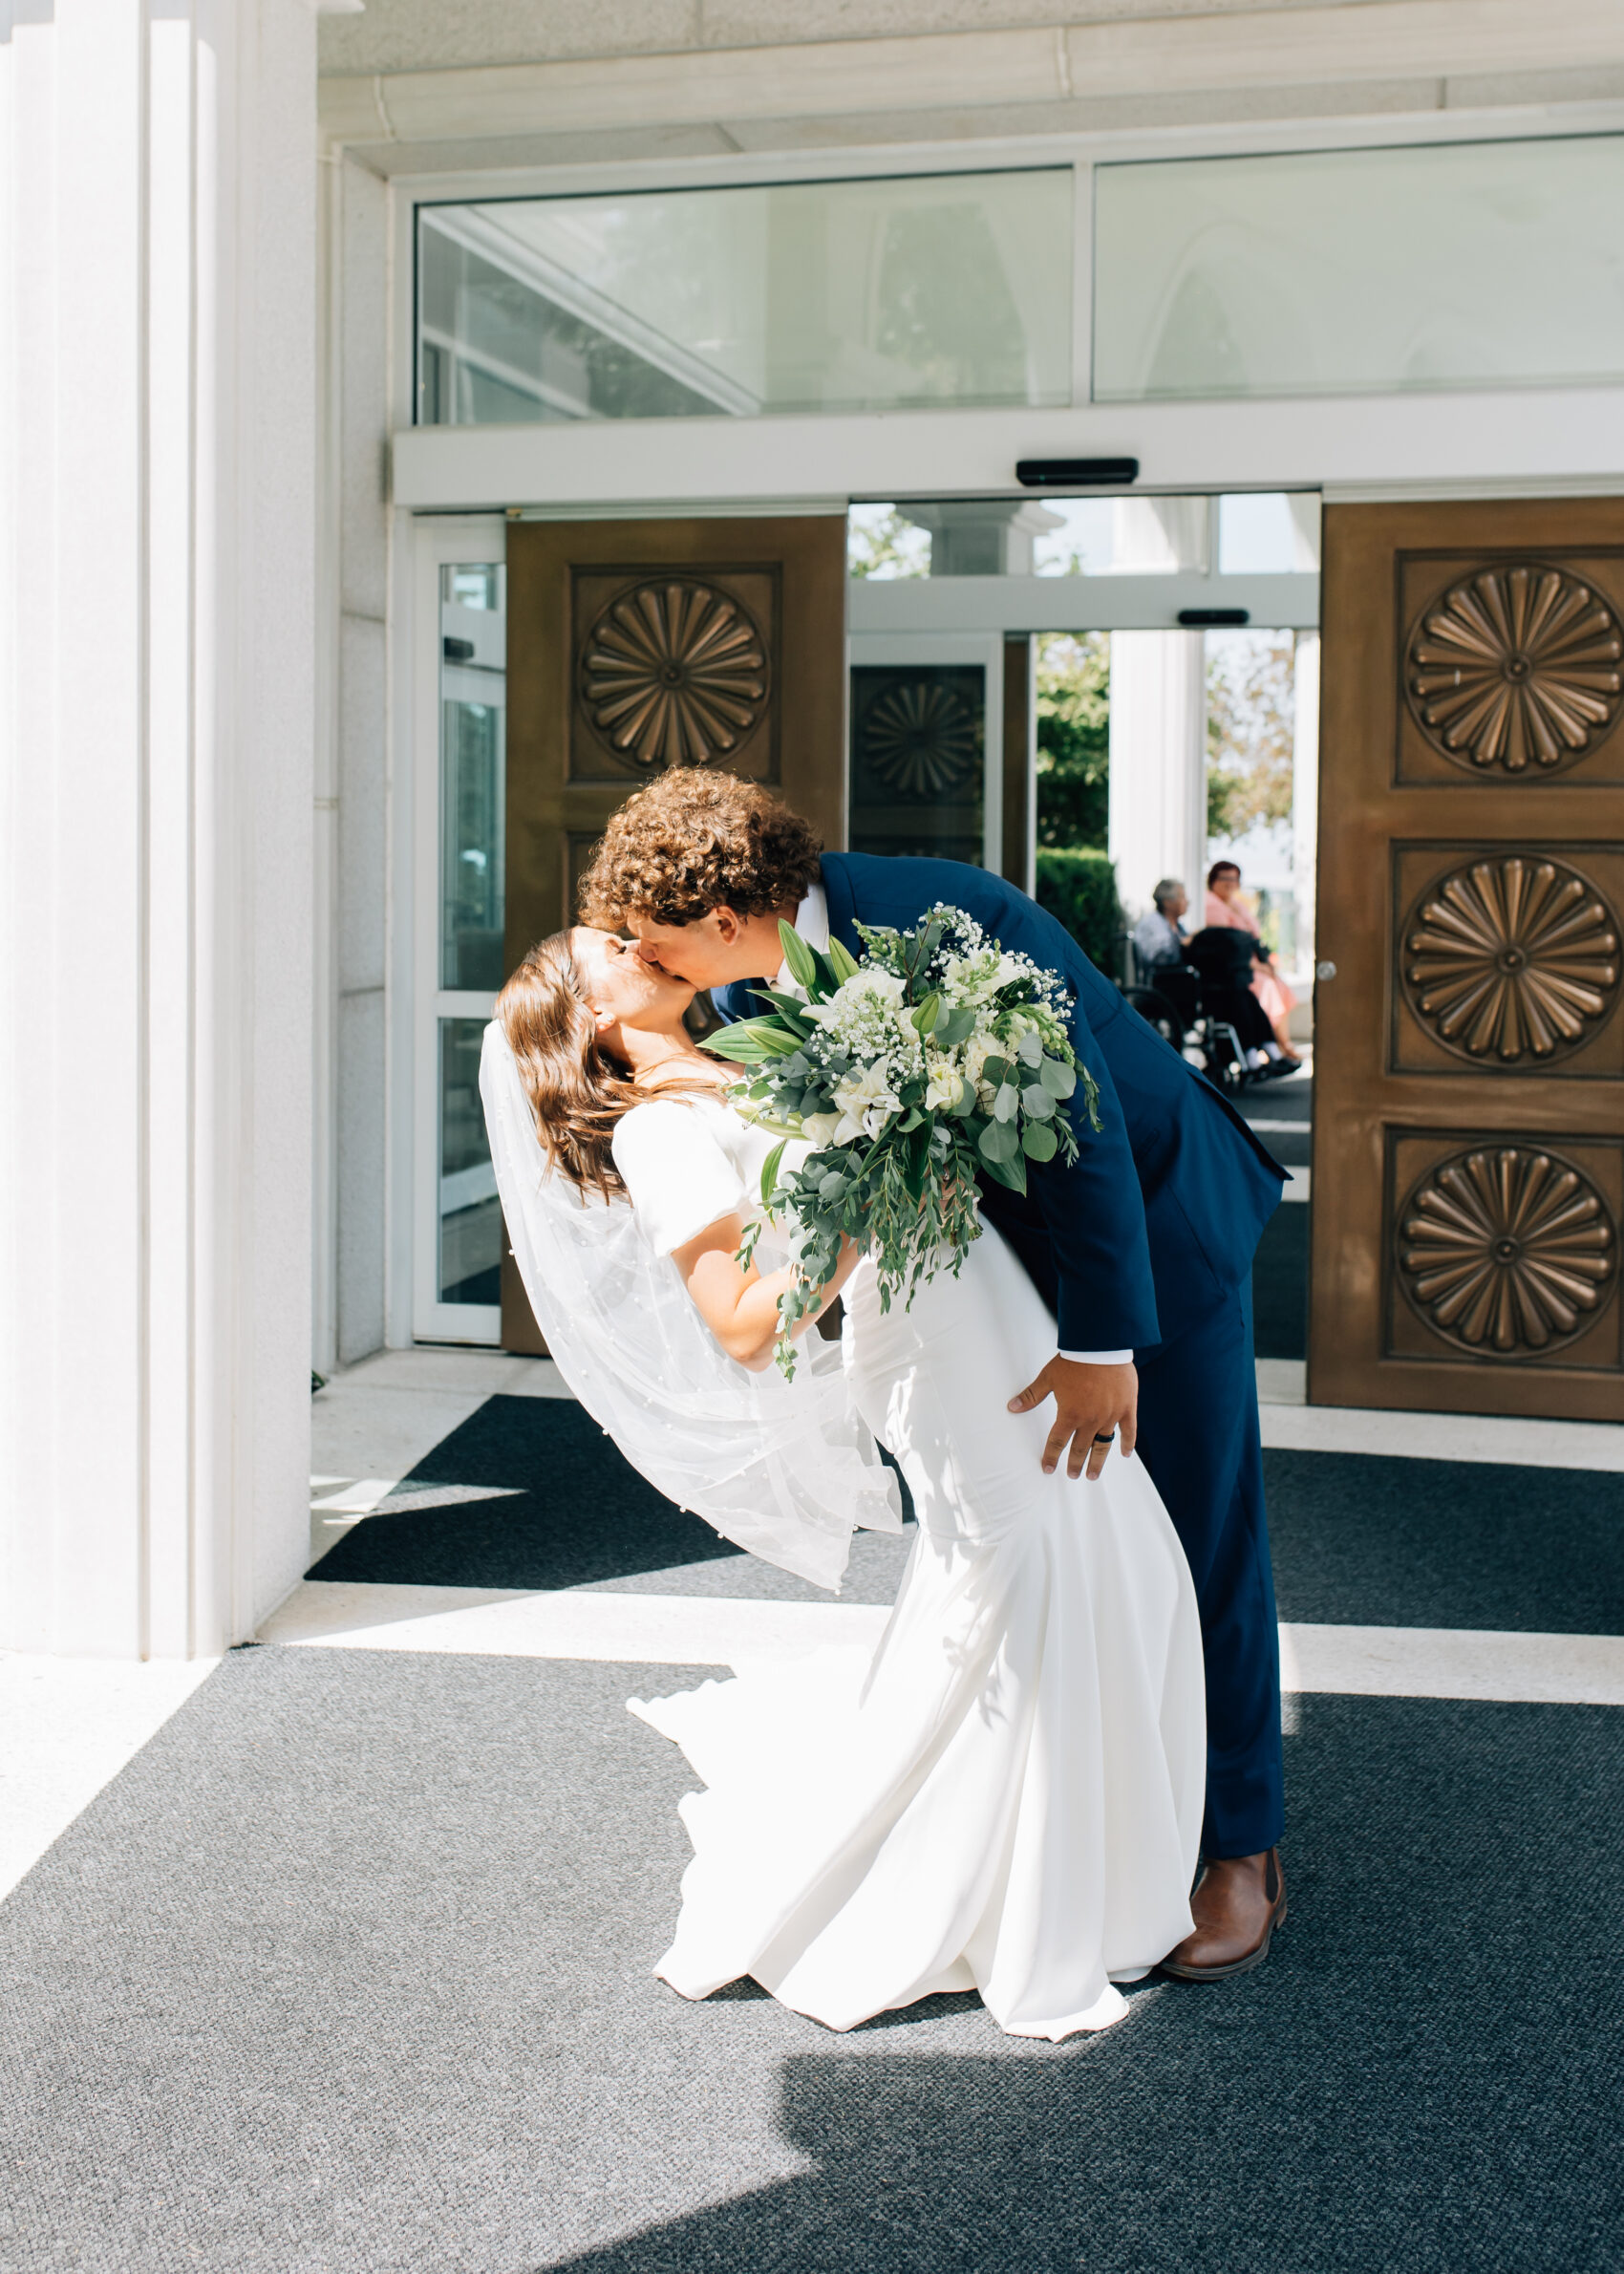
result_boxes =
[0,0,328,1658]
[1107,633,1207,928]
[1105,497,1209,933]
[1292,632,1322,979]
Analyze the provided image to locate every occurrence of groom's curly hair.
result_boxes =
[578,768,823,929]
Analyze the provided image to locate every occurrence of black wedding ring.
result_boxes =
[1092,1431,1117,1445]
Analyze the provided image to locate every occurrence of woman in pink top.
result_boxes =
[1205,861,1298,1058]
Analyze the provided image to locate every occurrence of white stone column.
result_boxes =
[1292,631,1322,978]
[895,500,1064,576]
[1106,633,1207,928]
[1103,498,1209,936]
[0,0,326,1657]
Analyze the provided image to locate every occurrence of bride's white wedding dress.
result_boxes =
[610,1095,1206,2043]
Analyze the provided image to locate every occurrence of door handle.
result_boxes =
[1315,960,1337,981]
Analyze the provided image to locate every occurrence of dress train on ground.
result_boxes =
[630,1226,1206,2042]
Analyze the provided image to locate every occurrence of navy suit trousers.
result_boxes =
[1133,1276,1284,1858]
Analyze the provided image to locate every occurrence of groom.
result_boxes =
[580,769,1291,1980]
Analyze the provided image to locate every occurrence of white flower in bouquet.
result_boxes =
[832,1060,903,1144]
[923,1053,967,1113]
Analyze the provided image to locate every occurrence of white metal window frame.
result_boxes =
[848,570,1320,637]
[387,102,1624,514]
[381,107,1623,1341]
[410,512,508,1347]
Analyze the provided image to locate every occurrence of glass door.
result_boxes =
[413,521,506,1343]
[846,633,1004,874]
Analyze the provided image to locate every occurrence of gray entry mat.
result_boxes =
[2,1645,1620,2273]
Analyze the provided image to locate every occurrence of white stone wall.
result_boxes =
[315,152,394,1371]
[0,0,322,1656]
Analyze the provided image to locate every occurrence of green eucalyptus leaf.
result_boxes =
[1079,1063,1103,1133]
[993,1083,1020,1125]
[978,1119,1021,1165]
[976,1148,1028,1194]
[1038,1056,1077,1099]
[1020,1120,1058,1163]
[1016,1029,1045,1067]
[1022,1084,1056,1120]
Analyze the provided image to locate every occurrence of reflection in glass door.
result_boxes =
[437,563,504,1312]
[435,566,505,1313]
[847,634,1002,873]
[439,565,505,993]
[416,533,507,1342]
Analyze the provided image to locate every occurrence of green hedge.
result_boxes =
[1035,847,1122,977]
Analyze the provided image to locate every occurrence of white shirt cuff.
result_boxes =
[1058,1348,1133,1366]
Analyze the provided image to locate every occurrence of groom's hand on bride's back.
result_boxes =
[1007,1358,1138,1484]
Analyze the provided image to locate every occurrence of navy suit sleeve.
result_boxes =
[1031,981,1159,1352]
[710,979,765,1026]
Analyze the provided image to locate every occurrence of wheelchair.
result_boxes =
[1121,929,1276,1093]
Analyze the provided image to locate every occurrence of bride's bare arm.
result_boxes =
[671,1218,862,1372]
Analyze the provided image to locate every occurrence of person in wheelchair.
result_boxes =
[1204,859,1300,1060]
[1126,877,1299,1085]
[1131,877,1190,972]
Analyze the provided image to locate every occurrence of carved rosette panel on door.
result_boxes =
[1391,846,1624,1077]
[1313,503,1624,1421]
[1386,1131,1621,1367]
[848,665,987,866]
[505,515,844,958]
[571,571,779,782]
[1402,560,1624,781]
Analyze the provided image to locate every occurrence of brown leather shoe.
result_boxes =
[1158,1849,1287,1982]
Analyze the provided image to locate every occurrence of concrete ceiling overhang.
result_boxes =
[319,0,1624,171]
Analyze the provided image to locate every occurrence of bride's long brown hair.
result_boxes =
[497,932,714,1202]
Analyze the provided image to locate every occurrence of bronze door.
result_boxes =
[1310,499,1624,1420]
[501,513,848,1349]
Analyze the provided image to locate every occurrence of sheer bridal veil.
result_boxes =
[479,1023,901,1592]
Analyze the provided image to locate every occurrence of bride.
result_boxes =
[481,925,1206,2043]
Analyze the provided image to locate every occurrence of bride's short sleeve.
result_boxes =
[612,1101,747,1255]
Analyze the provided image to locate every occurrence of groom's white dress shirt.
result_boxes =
[778,887,1131,1371]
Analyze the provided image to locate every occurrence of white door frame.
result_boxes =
[385,103,1624,517]
[848,568,1320,635]
[409,512,508,1347]
[371,109,1624,1347]
[393,386,1624,520]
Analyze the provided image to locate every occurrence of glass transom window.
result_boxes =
[1094,134,1624,401]
[417,168,1073,426]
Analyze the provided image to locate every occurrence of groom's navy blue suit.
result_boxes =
[716,851,1288,1858]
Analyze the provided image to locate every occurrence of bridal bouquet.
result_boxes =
[706,904,1100,1376]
